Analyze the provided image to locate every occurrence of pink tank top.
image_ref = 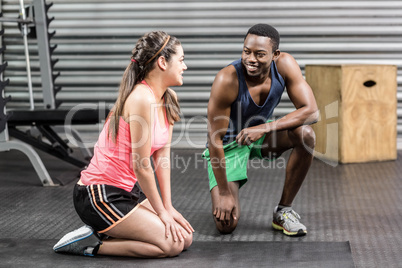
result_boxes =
[80,81,170,192]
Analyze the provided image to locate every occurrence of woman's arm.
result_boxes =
[152,124,174,211]
[126,87,165,214]
[152,94,194,235]
[125,86,183,241]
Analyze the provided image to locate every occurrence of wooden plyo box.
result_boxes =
[305,64,397,163]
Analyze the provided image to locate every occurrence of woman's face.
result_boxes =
[166,45,187,86]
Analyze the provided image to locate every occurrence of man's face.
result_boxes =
[241,34,278,78]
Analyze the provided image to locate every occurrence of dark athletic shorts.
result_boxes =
[73,183,147,233]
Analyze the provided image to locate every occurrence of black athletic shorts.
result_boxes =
[73,183,147,233]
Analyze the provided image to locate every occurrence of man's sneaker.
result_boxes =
[272,206,307,236]
[53,225,102,256]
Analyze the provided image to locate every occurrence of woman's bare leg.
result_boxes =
[97,200,192,258]
[140,200,193,250]
[98,205,176,258]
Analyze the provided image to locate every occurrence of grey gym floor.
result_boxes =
[1,148,402,268]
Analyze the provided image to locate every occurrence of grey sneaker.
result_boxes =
[53,225,102,256]
[272,206,307,236]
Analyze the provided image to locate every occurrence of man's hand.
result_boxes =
[236,124,269,145]
[213,192,237,225]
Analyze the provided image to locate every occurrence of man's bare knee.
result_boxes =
[289,125,316,149]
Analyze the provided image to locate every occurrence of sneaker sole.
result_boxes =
[272,221,307,237]
[53,227,94,251]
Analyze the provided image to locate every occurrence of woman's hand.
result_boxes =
[167,206,195,235]
[158,210,187,242]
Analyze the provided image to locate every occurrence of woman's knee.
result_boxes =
[289,125,316,149]
[164,231,193,256]
[167,243,185,257]
[183,230,193,250]
[158,239,185,257]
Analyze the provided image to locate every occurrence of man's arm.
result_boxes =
[207,65,239,222]
[236,53,318,145]
[273,52,318,130]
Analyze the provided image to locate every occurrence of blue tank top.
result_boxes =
[222,59,285,144]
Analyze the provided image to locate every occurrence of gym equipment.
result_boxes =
[0,239,354,268]
[0,0,109,186]
[306,64,397,163]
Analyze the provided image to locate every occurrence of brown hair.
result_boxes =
[109,31,181,141]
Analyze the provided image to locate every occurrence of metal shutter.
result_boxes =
[2,0,402,148]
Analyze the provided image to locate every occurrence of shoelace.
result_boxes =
[281,210,301,223]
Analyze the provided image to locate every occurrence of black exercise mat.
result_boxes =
[0,239,354,268]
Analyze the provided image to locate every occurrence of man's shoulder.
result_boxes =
[210,64,239,105]
[215,64,238,86]
[213,65,239,100]
[275,52,299,80]
[275,52,294,67]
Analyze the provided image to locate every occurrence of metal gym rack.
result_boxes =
[0,0,109,186]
